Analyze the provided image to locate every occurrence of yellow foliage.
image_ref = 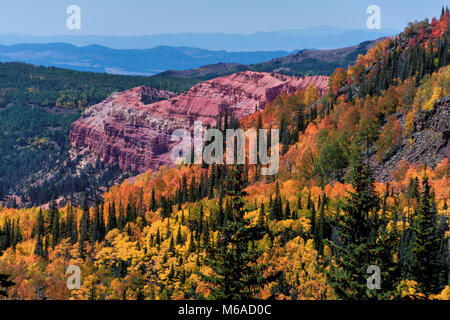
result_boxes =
[423,86,443,110]
[413,65,449,111]
[404,110,416,137]
[304,84,318,106]
[431,286,450,300]
[395,280,426,299]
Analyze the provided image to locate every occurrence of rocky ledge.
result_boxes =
[372,95,450,181]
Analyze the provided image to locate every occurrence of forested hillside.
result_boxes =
[0,63,200,206]
[0,10,449,300]
[161,39,379,79]
[0,62,198,110]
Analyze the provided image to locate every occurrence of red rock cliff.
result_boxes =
[69,71,329,173]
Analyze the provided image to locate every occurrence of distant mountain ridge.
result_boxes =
[0,27,397,51]
[0,43,294,75]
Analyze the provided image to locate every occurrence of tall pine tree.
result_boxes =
[327,152,399,299]
[199,165,276,299]
[410,175,448,297]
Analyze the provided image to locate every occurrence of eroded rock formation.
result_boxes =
[69,71,329,173]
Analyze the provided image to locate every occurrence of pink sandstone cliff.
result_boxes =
[69,71,329,173]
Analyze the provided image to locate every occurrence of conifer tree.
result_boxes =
[156,228,161,247]
[107,201,117,232]
[257,203,266,228]
[161,196,172,219]
[65,204,73,240]
[284,201,291,220]
[410,175,448,297]
[137,188,144,219]
[34,209,45,257]
[181,211,186,226]
[118,202,126,230]
[36,209,45,239]
[224,199,232,225]
[51,210,60,249]
[93,203,104,239]
[309,203,316,238]
[43,236,49,261]
[202,224,210,247]
[208,164,216,199]
[70,213,78,245]
[98,203,106,241]
[256,113,263,156]
[176,225,183,245]
[314,196,325,256]
[373,185,402,300]
[150,188,157,211]
[270,182,283,220]
[79,198,90,259]
[49,199,58,232]
[297,193,302,210]
[188,232,195,253]
[327,152,399,299]
[189,176,197,202]
[169,235,175,254]
[199,165,276,299]
[34,233,44,257]
[307,191,313,210]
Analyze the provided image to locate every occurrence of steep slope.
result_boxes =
[238,10,449,184]
[370,96,450,181]
[69,71,329,173]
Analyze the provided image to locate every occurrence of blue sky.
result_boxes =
[0,0,445,35]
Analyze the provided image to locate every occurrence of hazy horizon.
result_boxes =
[0,0,445,36]
[0,25,401,37]
[0,30,394,52]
